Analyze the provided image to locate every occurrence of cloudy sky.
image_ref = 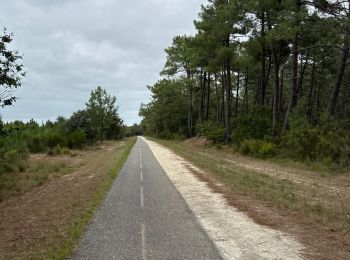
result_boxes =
[0,0,204,125]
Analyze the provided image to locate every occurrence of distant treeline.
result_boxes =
[139,0,350,167]
[0,86,124,173]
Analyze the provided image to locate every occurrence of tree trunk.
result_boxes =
[205,73,211,121]
[260,11,266,106]
[235,71,240,117]
[263,56,272,105]
[279,65,285,113]
[199,69,204,124]
[100,111,104,143]
[272,45,280,134]
[215,74,220,123]
[283,0,302,130]
[224,58,232,143]
[316,64,324,122]
[328,45,350,117]
[187,69,193,137]
[221,71,226,124]
[307,60,316,121]
[243,70,249,114]
[298,50,310,97]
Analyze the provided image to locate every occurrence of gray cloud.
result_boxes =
[0,0,203,125]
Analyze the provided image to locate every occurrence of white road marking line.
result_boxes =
[140,186,144,208]
[141,223,146,260]
[140,141,146,260]
[139,143,143,171]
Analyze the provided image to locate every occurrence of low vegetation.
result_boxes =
[0,86,125,200]
[154,138,350,243]
[0,157,71,201]
[0,138,136,260]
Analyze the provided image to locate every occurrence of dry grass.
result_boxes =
[152,137,350,259]
[0,156,78,201]
[0,137,136,260]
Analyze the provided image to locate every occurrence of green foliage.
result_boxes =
[85,86,123,142]
[0,86,125,175]
[232,108,272,143]
[124,124,143,137]
[22,128,87,154]
[66,110,97,140]
[48,145,70,156]
[27,135,46,153]
[138,0,350,170]
[239,139,276,158]
[0,28,25,107]
[197,121,226,143]
[259,141,277,157]
[45,131,66,148]
[139,79,189,138]
[66,87,123,143]
[0,135,29,173]
[283,125,344,163]
[66,130,87,149]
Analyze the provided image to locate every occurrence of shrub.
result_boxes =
[27,135,45,153]
[232,107,272,143]
[283,127,342,162]
[44,131,66,148]
[259,141,276,157]
[239,139,276,158]
[0,137,29,173]
[48,145,70,156]
[239,139,259,155]
[67,130,87,149]
[197,121,226,143]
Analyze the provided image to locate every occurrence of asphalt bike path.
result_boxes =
[71,137,222,260]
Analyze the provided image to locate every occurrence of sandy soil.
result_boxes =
[143,137,304,259]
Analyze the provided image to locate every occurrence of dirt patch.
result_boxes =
[0,140,128,260]
[184,137,211,147]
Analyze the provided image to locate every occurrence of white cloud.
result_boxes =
[0,0,203,125]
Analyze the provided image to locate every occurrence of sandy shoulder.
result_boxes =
[142,137,304,260]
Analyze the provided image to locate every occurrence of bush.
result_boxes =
[232,107,272,143]
[44,131,66,148]
[47,145,70,156]
[197,121,226,143]
[283,127,343,162]
[0,137,29,173]
[239,139,259,155]
[27,135,45,153]
[67,130,87,149]
[259,141,276,157]
[239,139,276,158]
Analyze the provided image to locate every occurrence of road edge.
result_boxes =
[48,137,137,260]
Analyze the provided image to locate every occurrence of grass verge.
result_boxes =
[151,138,350,237]
[47,137,136,259]
[0,159,72,201]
